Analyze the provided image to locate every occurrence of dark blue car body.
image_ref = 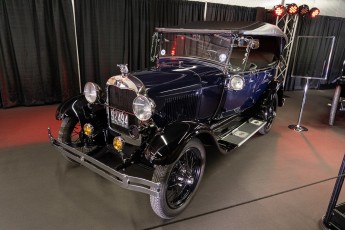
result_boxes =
[49,21,287,219]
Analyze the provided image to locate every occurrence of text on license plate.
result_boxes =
[110,109,129,128]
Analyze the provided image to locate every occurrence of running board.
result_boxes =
[218,118,266,151]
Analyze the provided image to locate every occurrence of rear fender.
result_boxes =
[265,80,283,106]
[145,122,214,165]
[275,83,284,107]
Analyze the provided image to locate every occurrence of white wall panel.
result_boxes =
[189,0,345,18]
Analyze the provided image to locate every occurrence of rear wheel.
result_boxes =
[259,94,278,135]
[150,138,206,219]
[329,85,341,126]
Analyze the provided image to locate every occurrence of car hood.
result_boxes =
[132,67,198,89]
[132,60,223,96]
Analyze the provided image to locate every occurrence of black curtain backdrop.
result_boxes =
[285,16,345,90]
[2,0,311,108]
[0,0,79,108]
[75,0,205,88]
[206,3,257,21]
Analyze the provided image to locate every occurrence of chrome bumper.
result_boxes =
[48,128,160,197]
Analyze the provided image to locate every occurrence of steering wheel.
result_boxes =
[206,50,218,60]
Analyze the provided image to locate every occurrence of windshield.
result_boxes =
[151,32,257,72]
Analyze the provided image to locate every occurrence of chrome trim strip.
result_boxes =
[106,73,146,96]
[155,24,287,41]
[106,75,139,93]
[156,27,241,34]
[48,128,160,197]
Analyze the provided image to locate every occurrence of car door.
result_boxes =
[220,71,257,117]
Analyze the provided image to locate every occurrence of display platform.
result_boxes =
[0,89,345,230]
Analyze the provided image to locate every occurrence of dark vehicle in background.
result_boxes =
[329,60,345,125]
[48,21,287,219]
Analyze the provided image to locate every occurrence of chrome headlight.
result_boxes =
[84,82,101,103]
[132,95,155,121]
[228,75,245,91]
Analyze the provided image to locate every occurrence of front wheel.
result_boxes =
[329,85,341,125]
[58,116,101,162]
[150,138,206,219]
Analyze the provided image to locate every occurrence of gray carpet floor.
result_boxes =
[0,89,344,230]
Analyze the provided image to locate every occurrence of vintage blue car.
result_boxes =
[49,21,287,219]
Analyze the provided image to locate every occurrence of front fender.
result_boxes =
[56,94,84,120]
[145,122,213,165]
[56,94,106,126]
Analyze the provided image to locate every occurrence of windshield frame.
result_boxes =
[150,31,256,74]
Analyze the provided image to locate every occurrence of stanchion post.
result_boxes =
[288,78,309,132]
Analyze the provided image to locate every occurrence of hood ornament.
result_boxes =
[117,64,128,78]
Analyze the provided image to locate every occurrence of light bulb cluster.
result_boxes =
[273,4,320,18]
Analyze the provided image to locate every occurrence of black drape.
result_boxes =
[285,16,345,90]
[206,3,257,21]
[0,0,79,108]
[75,0,205,88]
[0,1,292,108]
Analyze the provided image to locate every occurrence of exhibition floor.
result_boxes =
[0,89,345,230]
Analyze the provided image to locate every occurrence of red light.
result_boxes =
[171,49,176,56]
[180,36,185,40]
[309,7,320,18]
[298,4,309,16]
[286,3,298,15]
[273,5,285,17]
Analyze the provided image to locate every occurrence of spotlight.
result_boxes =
[309,7,320,18]
[273,5,285,17]
[286,3,298,15]
[298,4,309,17]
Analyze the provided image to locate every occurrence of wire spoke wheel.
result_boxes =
[58,117,101,162]
[166,148,201,209]
[259,93,278,135]
[69,121,82,147]
[150,138,205,219]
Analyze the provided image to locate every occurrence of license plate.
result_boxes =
[110,109,129,128]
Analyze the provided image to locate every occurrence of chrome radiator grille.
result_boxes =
[108,85,137,113]
[107,85,139,133]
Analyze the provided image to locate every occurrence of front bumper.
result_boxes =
[47,128,160,197]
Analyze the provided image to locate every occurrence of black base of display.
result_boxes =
[323,154,345,230]
[322,202,345,229]
[288,124,308,132]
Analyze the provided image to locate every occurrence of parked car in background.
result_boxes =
[329,60,345,125]
[49,21,287,219]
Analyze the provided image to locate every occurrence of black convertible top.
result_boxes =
[156,21,287,41]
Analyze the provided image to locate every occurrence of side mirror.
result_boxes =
[250,39,260,49]
[237,38,248,47]
[237,38,259,49]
